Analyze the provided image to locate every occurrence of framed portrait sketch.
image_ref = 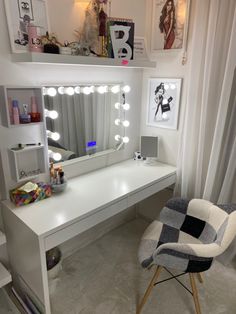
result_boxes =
[151,0,190,51]
[4,0,49,53]
[147,78,182,129]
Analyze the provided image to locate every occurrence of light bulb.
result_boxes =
[82,86,92,95]
[111,85,120,94]
[47,87,57,97]
[115,135,121,141]
[97,85,108,94]
[170,84,176,90]
[123,103,130,111]
[74,86,80,94]
[122,120,130,127]
[45,109,59,120]
[51,132,60,141]
[115,119,121,126]
[58,86,65,95]
[53,152,62,161]
[123,136,129,144]
[115,103,120,110]
[66,87,75,96]
[122,85,131,93]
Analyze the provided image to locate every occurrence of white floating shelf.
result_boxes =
[12,52,156,69]
[0,262,12,288]
[0,230,6,246]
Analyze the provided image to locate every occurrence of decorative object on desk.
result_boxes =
[147,78,182,129]
[134,151,144,161]
[141,136,158,164]
[4,0,49,53]
[42,32,60,54]
[59,41,72,55]
[50,163,67,193]
[134,37,148,60]
[10,182,52,206]
[28,24,43,52]
[107,17,135,60]
[151,0,189,52]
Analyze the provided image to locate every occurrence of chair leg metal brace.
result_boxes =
[137,268,202,314]
[136,266,162,314]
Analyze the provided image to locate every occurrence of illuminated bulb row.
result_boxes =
[114,102,130,111]
[48,150,62,162]
[164,83,176,90]
[44,85,131,97]
[46,130,60,141]
[44,109,59,120]
[115,119,130,127]
[115,135,129,144]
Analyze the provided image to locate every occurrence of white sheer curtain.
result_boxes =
[176,0,236,204]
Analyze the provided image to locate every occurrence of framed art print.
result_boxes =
[133,37,148,60]
[4,0,49,53]
[151,0,189,52]
[147,78,182,129]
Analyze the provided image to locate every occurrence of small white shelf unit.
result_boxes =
[11,52,156,68]
[0,86,44,128]
[9,145,47,183]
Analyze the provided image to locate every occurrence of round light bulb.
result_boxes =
[51,132,60,141]
[115,135,121,141]
[49,110,59,119]
[58,86,65,95]
[122,120,130,127]
[97,85,108,94]
[74,86,80,94]
[47,87,57,97]
[53,152,62,161]
[115,103,120,110]
[123,103,130,111]
[111,85,120,94]
[123,136,129,144]
[83,86,92,95]
[115,119,121,126]
[122,85,131,93]
[66,87,75,96]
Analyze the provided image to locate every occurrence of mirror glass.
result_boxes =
[44,84,124,163]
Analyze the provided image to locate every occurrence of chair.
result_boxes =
[137,198,236,314]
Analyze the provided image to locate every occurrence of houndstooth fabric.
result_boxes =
[138,198,236,273]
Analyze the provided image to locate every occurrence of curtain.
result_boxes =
[176,0,236,204]
[45,92,112,157]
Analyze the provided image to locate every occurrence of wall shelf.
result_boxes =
[11,52,156,69]
[0,262,12,288]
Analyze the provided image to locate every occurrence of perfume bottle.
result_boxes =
[8,97,13,124]
[12,100,20,125]
[20,104,31,123]
[30,96,41,122]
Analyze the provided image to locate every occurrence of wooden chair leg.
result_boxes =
[136,266,162,314]
[189,273,201,314]
[197,273,203,283]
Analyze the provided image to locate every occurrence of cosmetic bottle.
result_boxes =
[8,97,13,124]
[12,100,20,125]
[20,104,31,123]
[30,96,41,122]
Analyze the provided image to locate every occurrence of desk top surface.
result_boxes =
[3,159,176,237]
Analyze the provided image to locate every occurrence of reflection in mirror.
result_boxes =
[43,84,130,163]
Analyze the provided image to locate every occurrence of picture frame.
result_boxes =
[151,0,190,52]
[133,37,149,60]
[147,78,182,129]
[4,0,49,53]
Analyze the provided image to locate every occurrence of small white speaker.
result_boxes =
[141,136,158,159]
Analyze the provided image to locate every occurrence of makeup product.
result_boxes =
[20,104,31,123]
[12,100,20,124]
[8,97,13,124]
[28,25,43,53]
[30,96,41,122]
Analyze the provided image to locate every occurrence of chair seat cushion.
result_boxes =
[138,220,212,272]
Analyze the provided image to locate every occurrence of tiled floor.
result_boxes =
[49,219,236,314]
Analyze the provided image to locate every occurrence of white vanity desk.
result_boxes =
[2,159,176,313]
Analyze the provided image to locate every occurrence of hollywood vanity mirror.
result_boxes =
[43,84,131,163]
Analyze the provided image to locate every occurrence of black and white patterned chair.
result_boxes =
[137,198,236,314]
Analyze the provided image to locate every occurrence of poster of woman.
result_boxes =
[147,78,182,129]
[151,0,188,51]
